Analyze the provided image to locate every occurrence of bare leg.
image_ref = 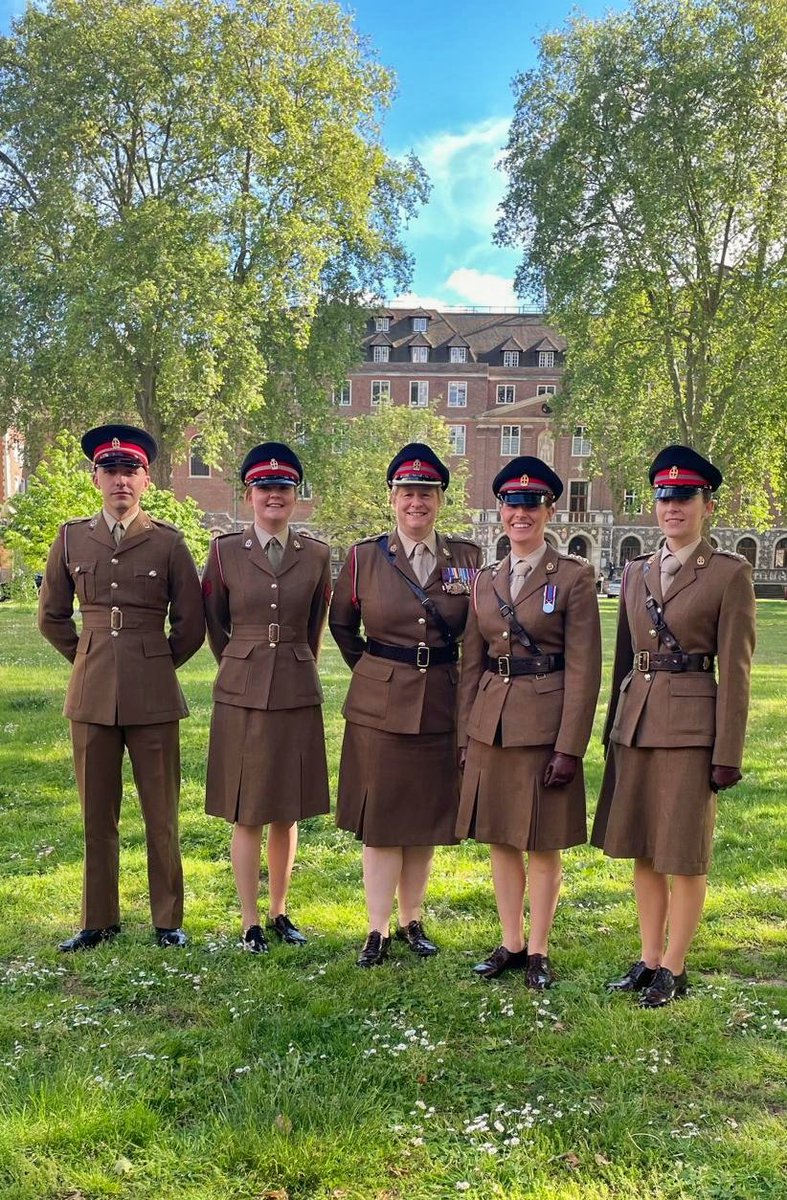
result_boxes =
[527,850,562,956]
[633,857,669,968]
[489,843,527,952]
[662,873,707,974]
[230,823,263,930]
[363,845,402,934]
[397,845,435,926]
[267,820,298,917]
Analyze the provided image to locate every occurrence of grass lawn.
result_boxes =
[0,599,785,1200]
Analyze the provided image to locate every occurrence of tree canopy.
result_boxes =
[311,403,470,546]
[0,0,427,484]
[497,0,787,524]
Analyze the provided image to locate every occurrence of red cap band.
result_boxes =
[499,476,551,494]
[93,440,149,467]
[392,461,442,482]
[245,461,300,484]
[653,467,709,488]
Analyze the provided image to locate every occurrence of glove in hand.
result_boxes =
[543,752,578,789]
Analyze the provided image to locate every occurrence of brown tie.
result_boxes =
[266,538,283,569]
[412,542,430,586]
[112,521,125,546]
[660,553,682,595]
[510,561,531,602]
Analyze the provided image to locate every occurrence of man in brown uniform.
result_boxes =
[39,424,205,950]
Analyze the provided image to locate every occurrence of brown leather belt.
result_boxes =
[366,638,459,668]
[230,624,298,643]
[81,610,165,631]
[487,653,565,678]
[634,651,715,673]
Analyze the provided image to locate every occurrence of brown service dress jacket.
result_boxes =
[38,512,205,725]
[203,528,332,709]
[602,540,756,768]
[458,548,602,755]
[329,531,483,735]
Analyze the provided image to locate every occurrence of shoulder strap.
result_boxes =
[641,560,684,654]
[490,576,544,656]
[377,535,456,648]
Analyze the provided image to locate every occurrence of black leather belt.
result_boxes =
[487,653,565,678]
[634,651,715,673]
[366,638,459,668]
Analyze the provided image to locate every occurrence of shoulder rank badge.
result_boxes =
[441,566,478,595]
[543,584,557,613]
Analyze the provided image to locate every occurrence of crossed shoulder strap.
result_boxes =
[377,535,456,649]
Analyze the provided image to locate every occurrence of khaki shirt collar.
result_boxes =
[103,506,140,535]
[254,523,290,551]
[661,537,702,567]
[510,540,548,577]
[396,528,437,562]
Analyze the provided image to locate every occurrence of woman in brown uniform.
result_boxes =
[203,442,331,953]
[592,445,755,1006]
[329,443,482,966]
[457,457,601,988]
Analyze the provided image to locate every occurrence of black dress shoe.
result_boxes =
[267,914,307,946]
[155,927,187,948]
[241,924,269,954]
[395,920,438,956]
[356,930,391,967]
[607,959,658,993]
[58,925,120,953]
[526,953,555,990]
[640,966,688,1008]
[472,945,528,979]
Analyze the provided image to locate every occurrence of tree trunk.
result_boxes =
[135,361,173,488]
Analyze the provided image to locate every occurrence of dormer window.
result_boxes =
[373,344,390,363]
[375,316,390,332]
[412,315,428,332]
[503,350,520,368]
[411,345,429,363]
[449,346,467,363]
[538,350,555,368]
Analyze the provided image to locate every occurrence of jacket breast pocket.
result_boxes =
[345,654,394,721]
[668,672,717,738]
[72,561,97,604]
[217,639,254,695]
[134,565,168,606]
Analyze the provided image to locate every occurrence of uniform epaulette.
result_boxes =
[214,530,242,540]
[484,561,501,572]
[297,529,328,545]
[630,552,651,562]
[147,516,179,531]
[446,533,480,547]
[713,548,748,562]
[64,516,92,526]
[563,552,590,565]
[355,533,387,545]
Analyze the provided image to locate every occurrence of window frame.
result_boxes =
[374,316,390,332]
[372,344,390,364]
[448,424,466,455]
[412,315,428,333]
[538,350,556,368]
[496,384,515,405]
[449,345,468,363]
[502,350,520,368]
[500,424,521,456]
[188,437,211,478]
[409,380,429,408]
[568,480,589,513]
[410,345,429,363]
[370,379,390,407]
[333,380,352,407]
[447,381,467,408]
[571,426,592,457]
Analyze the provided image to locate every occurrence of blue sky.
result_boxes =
[1,0,620,307]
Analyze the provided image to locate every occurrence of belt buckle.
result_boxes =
[110,607,123,631]
[634,650,649,672]
[497,655,510,680]
[268,622,280,645]
[416,643,430,669]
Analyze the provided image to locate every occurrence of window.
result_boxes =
[410,345,429,363]
[500,425,521,455]
[619,535,642,564]
[189,438,210,477]
[496,384,515,405]
[502,350,520,368]
[371,379,390,406]
[569,481,589,514]
[409,381,429,407]
[412,316,428,332]
[774,537,787,568]
[623,489,642,514]
[448,424,466,455]
[374,316,390,332]
[537,384,556,396]
[298,480,313,500]
[538,350,555,368]
[572,426,591,456]
[447,381,467,407]
[333,380,351,407]
[372,344,390,363]
[736,536,757,567]
[449,346,467,363]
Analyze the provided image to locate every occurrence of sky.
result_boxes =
[0,0,620,309]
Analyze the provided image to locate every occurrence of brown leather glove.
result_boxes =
[710,764,742,793]
[543,752,578,789]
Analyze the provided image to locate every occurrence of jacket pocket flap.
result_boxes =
[72,561,96,575]
[292,645,314,662]
[133,565,161,577]
[76,629,92,654]
[221,640,255,660]
[669,673,717,697]
[354,654,395,682]
[142,633,173,658]
[533,671,564,695]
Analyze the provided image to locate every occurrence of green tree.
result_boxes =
[311,402,471,546]
[2,431,210,573]
[497,0,787,523]
[0,0,427,484]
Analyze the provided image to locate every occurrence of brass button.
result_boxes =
[111,558,118,565]
[111,630,119,638]
[502,631,509,640]
[111,581,118,589]
[148,570,157,577]
[418,617,426,625]
[644,673,652,681]
[270,603,277,610]
[271,583,278,590]
[649,629,657,638]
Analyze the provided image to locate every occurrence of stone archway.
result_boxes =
[568,534,589,558]
[495,535,511,558]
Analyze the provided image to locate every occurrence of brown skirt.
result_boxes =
[336,721,460,847]
[591,742,716,875]
[205,702,329,825]
[457,738,587,851]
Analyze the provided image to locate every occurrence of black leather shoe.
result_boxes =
[472,945,528,979]
[267,914,307,946]
[395,920,438,956]
[58,925,120,953]
[155,927,187,948]
[356,930,390,967]
[241,924,269,954]
[526,953,555,990]
[607,959,658,993]
[640,966,688,1008]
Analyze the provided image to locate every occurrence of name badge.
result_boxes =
[441,567,478,595]
[543,584,557,613]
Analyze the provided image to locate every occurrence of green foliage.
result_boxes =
[311,401,471,545]
[497,0,787,524]
[1,431,210,571]
[0,0,427,483]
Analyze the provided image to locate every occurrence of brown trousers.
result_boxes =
[70,721,183,929]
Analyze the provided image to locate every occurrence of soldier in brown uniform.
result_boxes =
[38,424,205,950]
[456,458,601,987]
[203,442,331,953]
[329,443,482,966]
[592,446,756,1006]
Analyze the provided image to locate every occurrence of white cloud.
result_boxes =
[444,268,518,308]
[389,290,451,309]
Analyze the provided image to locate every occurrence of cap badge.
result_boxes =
[413,459,421,470]
[269,458,278,469]
[111,437,120,449]
[520,473,529,486]
[669,465,679,479]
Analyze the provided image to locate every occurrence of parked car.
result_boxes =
[605,567,625,598]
